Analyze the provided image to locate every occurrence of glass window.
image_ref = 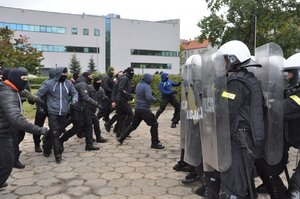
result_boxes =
[94,28,100,36]
[84,48,89,53]
[40,26,46,32]
[34,25,40,32]
[3,23,9,28]
[47,26,57,33]
[71,28,77,35]
[57,27,65,34]
[16,24,23,30]
[83,28,89,36]
[10,23,17,30]
[28,25,35,31]
[23,24,29,31]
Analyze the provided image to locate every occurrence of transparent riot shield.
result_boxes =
[201,48,231,172]
[180,63,189,149]
[183,54,203,167]
[255,43,284,165]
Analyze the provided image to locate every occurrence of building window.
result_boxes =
[131,62,172,69]
[83,28,89,36]
[71,28,77,35]
[0,21,66,34]
[32,44,99,53]
[94,28,100,36]
[131,49,179,57]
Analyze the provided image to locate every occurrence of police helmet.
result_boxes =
[219,40,261,72]
[283,53,300,88]
[182,55,197,80]
[191,54,202,80]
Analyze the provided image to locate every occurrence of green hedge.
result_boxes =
[28,74,182,104]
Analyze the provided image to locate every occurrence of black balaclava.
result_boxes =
[59,67,68,82]
[2,68,12,81]
[93,77,101,91]
[125,67,134,79]
[8,68,29,91]
[82,71,92,84]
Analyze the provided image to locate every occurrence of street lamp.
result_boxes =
[251,14,257,55]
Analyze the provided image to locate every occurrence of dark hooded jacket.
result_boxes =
[72,74,99,112]
[101,66,114,99]
[0,73,45,139]
[135,73,157,110]
[36,67,78,116]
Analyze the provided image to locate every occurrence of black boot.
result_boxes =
[194,184,206,196]
[55,154,62,163]
[96,136,108,143]
[0,182,8,188]
[85,144,100,151]
[173,149,191,172]
[203,172,220,199]
[14,159,25,169]
[151,141,165,149]
[266,176,288,199]
[181,168,200,185]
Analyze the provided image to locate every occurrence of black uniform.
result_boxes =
[205,69,264,198]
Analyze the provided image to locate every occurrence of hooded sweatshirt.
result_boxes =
[158,72,180,96]
[135,73,157,110]
[36,67,78,115]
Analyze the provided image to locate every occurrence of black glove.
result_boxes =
[35,98,46,107]
[40,127,48,136]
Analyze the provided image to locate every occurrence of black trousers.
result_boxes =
[12,130,25,161]
[155,95,180,124]
[91,112,101,139]
[43,114,67,156]
[115,100,133,136]
[122,108,160,144]
[0,139,14,186]
[33,109,47,146]
[62,109,94,145]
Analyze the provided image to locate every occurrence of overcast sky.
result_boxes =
[0,0,210,40]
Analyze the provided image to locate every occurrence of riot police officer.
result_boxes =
[202,40,264,198]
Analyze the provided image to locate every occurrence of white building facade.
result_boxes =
[0,6,180,74]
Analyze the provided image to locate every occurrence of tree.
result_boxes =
[198,0,300,57]
[88,56,97,73]
[69,54,81,74]
[0,27,44,74]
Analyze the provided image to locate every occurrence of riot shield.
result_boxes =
[255,43,284,165]
[180,56,193,149]
[183,54,203,167]
[201,48,231,172]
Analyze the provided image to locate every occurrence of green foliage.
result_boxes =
[69,54,81,74]
[199,0,300,57]
[88,56,97,73]
[0,27,44,74]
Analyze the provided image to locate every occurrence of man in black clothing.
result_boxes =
[203,41,264,198]
[60,72,102,151]
[114,67,135,138]
[117,73,164,149]
[88,76,108,143]
[0,68,48,188]
[101,66,115,130]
